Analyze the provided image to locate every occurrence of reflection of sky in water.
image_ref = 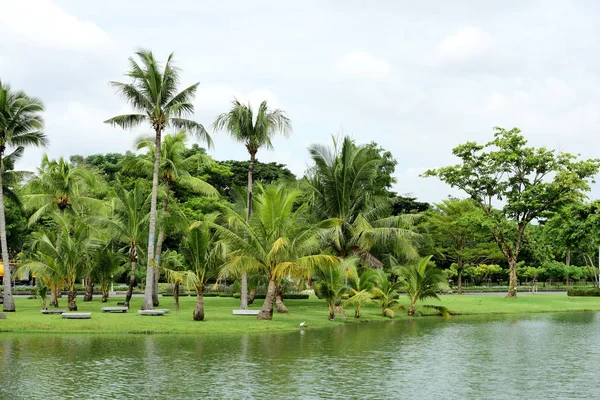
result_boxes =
[2,313,600,399]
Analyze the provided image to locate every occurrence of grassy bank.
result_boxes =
[1,293,600,334]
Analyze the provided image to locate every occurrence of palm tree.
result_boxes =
[370,270,403,317]
[312,260,349,320]
[343,260,377,318]
[23,155,100,224]
[215,184,335,320]
[0,80,47,312]
[92,249,124,303]
[105,49,212,310]
[125,130,217,305]
[213,99,291,310]
[104,181,149,307]
[25,214,103,311]
[307,136,419,266]
[398,255,448,316]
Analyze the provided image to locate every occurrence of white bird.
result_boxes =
[300,322,306,327]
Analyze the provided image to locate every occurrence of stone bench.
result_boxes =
[41,309,66,314]
[232,309,260,316]
[61,312,92,319]
[101,307,128,313]
[156,309,170,314]
[138,310,167,316]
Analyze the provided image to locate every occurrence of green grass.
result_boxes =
[1,293,599,335]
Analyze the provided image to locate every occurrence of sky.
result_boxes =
[1,0,600,203]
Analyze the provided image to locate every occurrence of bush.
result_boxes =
[232,293,309,299]
[567,288,600,296]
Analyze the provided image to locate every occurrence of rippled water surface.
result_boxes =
[2,312,600,399]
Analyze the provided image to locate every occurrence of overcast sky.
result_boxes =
[1,0,600,203]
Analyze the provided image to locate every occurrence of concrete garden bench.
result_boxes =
[41,309,66,314]
[232,310,260,316]
[61,312,92,319]
[101,307,128,313]
[138,310,168,316]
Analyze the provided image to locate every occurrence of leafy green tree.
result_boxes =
[398,256,447,316]
[426,198,502,293]
[0,80,47,312]
[213,99,291,310]
[424,127,600,297]
[105,49,212,310]
[370,270,403,317]
[343,262,377,318]
[214,184,334,320]
[313,259,351,320]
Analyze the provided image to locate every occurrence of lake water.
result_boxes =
[1,312,600,399]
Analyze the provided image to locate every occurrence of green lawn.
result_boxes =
[1,293,599,334]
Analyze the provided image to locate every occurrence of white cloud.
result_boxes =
[435,27,491,63]
[335,51,391,79]
[0,0,110,49]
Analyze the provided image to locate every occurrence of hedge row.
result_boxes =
[567,288,600,297]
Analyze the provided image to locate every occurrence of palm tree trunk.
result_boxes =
[101,282,109,303]
[193,284,204,321]
[257,279,276,320]
[248,287,256,305]
[0,170,15,312]
[328,302,335,320]
[173,282,179,312]
[124,258,137,308]
[83,278,94,301]
[408,300,416,316]
[241,152,256,310]
[153,191,169,307]
[51,284,59,307]
[67,283,77,311]
[142,128,162,310]
[275,284,288,313]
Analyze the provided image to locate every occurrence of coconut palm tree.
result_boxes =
[307,136,419,267]
[125,130,217,305]
[0,80,47,312]
[105,49,212,310]
[23,155,100,224]
[25,214,103,311]
[103,181,150,307]
[312,260,349,320]
[92,249,125,303]
[370,270,404,317]
[215,184,335,320]
[397,255,448,316]
[213,99,291,310]
[343,260,377,318]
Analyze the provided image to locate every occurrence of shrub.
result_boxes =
[567,288,600,297]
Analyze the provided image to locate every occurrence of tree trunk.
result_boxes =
[153,192,169,308]
[248,287,256,305]
[328,303,335,320]
[173,283,179,312]
[257,279,276,320]
[566,248,571,266]
[507,258,518,298]
[142,128,162,310]
[67,284,77,311]
[457,264,463,295]
[354,308,360,318]
[241,151,256,311]
[83,278,94,301]
[275,284,288,313]
[101,283,109,303]
[193,285,204,321]
[408,300,416,316]
[124,258,137,308]
[0,170,15,312]
[51,285,59,308]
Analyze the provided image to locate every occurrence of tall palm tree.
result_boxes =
[215,184,335,320]
[104,182,150,307]
[105,49,212,310]
[213,99,291,310]
[0,80,47,312]
[397,255,448,316]
[125,130,217,305]
[307,136,419,266]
